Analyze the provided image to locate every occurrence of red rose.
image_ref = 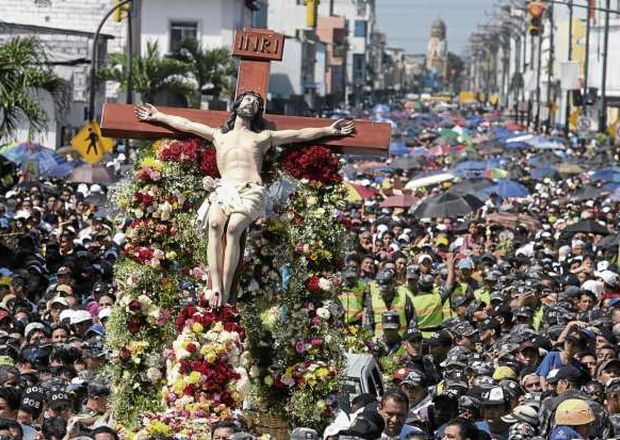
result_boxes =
[310,337,323,347]
[307,276,321,294]
[186,343,197,354]
[128,300,141,313]
[199,147,221,177]
[127,317,141,334]
[183,384,196,396]
[119,348,130,361]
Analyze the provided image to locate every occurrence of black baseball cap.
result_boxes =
[402,327,423,342]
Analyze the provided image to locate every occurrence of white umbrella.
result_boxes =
[405,172,455,190]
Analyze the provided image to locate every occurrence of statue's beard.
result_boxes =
[236,105,257,119]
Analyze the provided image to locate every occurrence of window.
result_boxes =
[354,20,367,38]
[353,54,365,83]
[169,21,198,52]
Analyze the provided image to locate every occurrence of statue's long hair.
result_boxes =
[221,91,265,134]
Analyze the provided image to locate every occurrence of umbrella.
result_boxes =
[379,193,418,208]
[429,145,453,156]
[562,219,610,235]
[531,165,561,180]
[570,185,608,202]
[485,212,542,232]
[591,167,620,183]
[448,179,494,195]
[410,192,484,218]
[70,164,116,184]
[405,172,455,190]
[343,182,376,202]
[555,163,584,175]
[479,180,529,198]
[483,168,509,180]
[391,156,423,170]
[0,142,71,176]
[389,142,410,156]
[598,233,620,249]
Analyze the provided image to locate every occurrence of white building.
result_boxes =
[266,0,327,114]
[0,0,261,148]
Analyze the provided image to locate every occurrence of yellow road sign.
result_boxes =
[71,121,114,164]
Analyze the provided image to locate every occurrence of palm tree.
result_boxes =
[99,41,197,107]
[172,39,236,102]
[0,37,69,140]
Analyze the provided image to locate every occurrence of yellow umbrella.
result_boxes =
[555,163,584,175]
[342,182,376,202]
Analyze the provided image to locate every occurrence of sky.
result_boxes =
[375,0,498,55]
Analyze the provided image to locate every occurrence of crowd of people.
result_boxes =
[1,101,620,440]
[327,107,620,440]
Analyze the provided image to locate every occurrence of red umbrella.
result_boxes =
[379,193,419,208]
[429,145,453,157]
[505,122,523,131]
[344,182,376,201]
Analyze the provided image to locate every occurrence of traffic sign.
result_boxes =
[71,121,114,164]
[577,115,591,133]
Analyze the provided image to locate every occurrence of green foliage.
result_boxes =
[99,41,197,106]
[0,37,69,140]
[171,39,236,103]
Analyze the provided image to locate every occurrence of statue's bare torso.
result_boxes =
[212,129,270,185]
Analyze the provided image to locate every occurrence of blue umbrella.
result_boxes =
[389,142,410,156]
[479,180,529,198]
[0,142,72,176]
[531,165,561,180]
[591,167,620,182]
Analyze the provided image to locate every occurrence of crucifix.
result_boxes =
[101,28,391,307]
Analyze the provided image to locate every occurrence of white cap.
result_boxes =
[98,307,112,321]
[598,270,620,288]
[70,310,93,325]
[581,280,603,296]
[417,254,432,264]
[24,322,46,338]
[59,309,74,323]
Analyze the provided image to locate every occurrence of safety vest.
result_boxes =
[339,280,366,324]
[369,283,412,336]
[473,287,491,307]
[412,291,444,337]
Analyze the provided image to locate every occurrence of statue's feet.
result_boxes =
[206,290,230,309]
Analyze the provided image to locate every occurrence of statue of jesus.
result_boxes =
[135,92,354,307]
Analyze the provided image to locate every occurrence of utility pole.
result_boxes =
[546,4,555,132]
[88,0,133,121]
[535,32,542,130]
[600,0,611,133]
[583,0,592,114]
[565,0,573,135]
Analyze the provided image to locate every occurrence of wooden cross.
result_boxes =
[100,28,391,155]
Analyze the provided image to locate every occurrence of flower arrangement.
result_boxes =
[109,138,350,435]
[280,146,342,185]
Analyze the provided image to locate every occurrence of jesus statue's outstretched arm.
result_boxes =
[135,103,215,141]
[270,119,355,146]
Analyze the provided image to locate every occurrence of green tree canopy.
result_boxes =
[0,37,69,140]
[99,41,197,107]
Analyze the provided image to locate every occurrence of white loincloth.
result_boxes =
[197,179,266,232]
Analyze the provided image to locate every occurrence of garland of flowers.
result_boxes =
[109,141,351,435]
[106,139,219,428]
[239,146,350,431]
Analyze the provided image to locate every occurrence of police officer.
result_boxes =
[401,327,441,385]
[372,311,403,358]
[364,269,415,337]
[605,377,620,436]
[411,274,446,338]
[339,266,366,326]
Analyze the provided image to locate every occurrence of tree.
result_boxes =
[0,37,69,140]
[99,41,197,107]
[172,38,236,103]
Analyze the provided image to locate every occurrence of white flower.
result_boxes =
[249,365,260,378]
[318,277,332,291]
[202,176,215,191]
[316,307,330,320]
[159,201,173,221]
[146,367,162,383]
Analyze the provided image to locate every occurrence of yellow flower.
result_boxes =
[189,371,202,384]
[316,368,329,378]
[146,420,173,437]
[139,157,164,171]
[173,378,185,392]
[317,400,327,410]
[264,375,274,386]
[206,353,217,364]
[165,251,177,260]
[192,322,204,334]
